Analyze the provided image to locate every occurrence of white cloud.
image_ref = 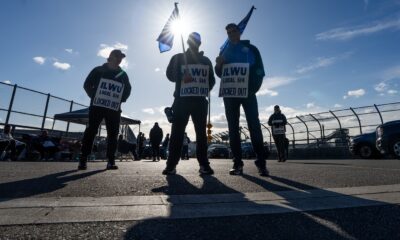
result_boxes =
[142,108,155,114]
[53,61,71,70]
[344,89,366,99]
[316,17,400,41]
[374,82,387,92]
[334,104,342,108]
[296,53,352,74]
[65,48,78,54]
[306,102,315,109]
[256,76,298,96]
[157,106,168,114]
[388,89,398,95]
[97,42,129,69]
[261,105,311,119]
[33,56,45,65]
[256,88,278,97]
[154,68,161,72]
[209,113,228,129]
[2,80,11,84]
[263,76,297,89]
[97,43,128,58]
[296,57,336,74]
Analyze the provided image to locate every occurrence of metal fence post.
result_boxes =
[5,84,17,125]
[349,107,362,134]
[66,100,74,136]
[286,122,296,148]
[296,116,309,145]
[260,123,272,148]
[309,113,323,139]
[374,104,384,124]
[329,110,342,131]
[41,93,51,130]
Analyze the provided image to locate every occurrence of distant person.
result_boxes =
[137,132,143,159]
[137,133,147,159]
[161,133,170,159]
[78,49,131,170]
[181,132,191,160]
[36,130,59,160]
[0,124,26,161]
[118,134,138,160]
[149,122,163,161]
[215,23,268,176]
[162,32,215,175]
[0,139,9,160]
[268,105,287,162]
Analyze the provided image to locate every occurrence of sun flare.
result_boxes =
[171,19,188,36]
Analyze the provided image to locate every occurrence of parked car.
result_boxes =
[349,131,381,159]
[376,120,400,159]
[241,142,256,159]
[241,142,271,159]
[207,144,230,159]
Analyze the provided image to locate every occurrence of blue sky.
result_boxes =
[1,0,400,137]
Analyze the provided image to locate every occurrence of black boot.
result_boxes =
[78,155,87,170]
[106,158,118,170]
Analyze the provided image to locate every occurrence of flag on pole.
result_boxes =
[157,3,180,53]
[219,6,256,52]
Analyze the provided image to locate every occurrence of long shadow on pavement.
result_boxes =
[241,174,398,240]
[0,169,105,199]
[123,172,394,240]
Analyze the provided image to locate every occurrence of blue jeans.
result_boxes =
[224,94,266,168]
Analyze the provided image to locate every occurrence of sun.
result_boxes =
[171,19,188,36]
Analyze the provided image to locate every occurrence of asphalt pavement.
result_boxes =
[0,158,399,239]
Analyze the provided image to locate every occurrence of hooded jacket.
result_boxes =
[215,40,265,96]
[166,49,215,98]
[84,63,131,108]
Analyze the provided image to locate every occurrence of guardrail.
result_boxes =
[0,82,87,136]
[212,102,400,149]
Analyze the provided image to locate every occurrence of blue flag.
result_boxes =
[220,6,256,53]
[157,3,180,53]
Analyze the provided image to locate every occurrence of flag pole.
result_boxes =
[176,2,188,70]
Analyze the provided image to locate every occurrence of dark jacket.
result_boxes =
[166,49,215,98]
[268,112,287,129]
[215,40,265,95]
[149,126,163,145]
[162,136,170,147]
[84,63,131,108]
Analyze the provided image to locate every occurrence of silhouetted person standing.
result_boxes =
[163,32,215,175]
[149,122,163,161]
[79,49,131,170]
[181,132,191,160]
[137,132,145,159]
[215,23,268,176]
[268,105,288,162]
[162,133,170,159]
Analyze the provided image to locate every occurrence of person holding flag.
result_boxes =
[157,4,215,175]
[161,32,215,175]
[215,17,268,176]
